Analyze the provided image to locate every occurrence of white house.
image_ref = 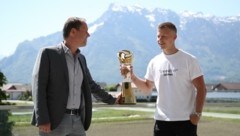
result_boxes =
[2,83,31,100]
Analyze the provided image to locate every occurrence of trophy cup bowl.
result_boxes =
[117,50,136,105]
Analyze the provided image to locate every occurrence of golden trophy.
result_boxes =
[117,50,136,104]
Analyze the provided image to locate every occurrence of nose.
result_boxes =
[159,36,163,40]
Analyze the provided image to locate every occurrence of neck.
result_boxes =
[64,41,78,55]
[163,47,178,55]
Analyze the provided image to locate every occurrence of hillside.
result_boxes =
[0,4,240,84]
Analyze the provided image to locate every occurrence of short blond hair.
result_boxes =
[158,22,177,33]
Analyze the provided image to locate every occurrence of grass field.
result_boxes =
[6,102,240,136]
[204,102,240,114]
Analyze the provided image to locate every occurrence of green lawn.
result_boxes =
[9,109,152,125]
[9,102,240,126]
[204,102,240,114]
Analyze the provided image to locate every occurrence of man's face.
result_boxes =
[75,22,90,47]
[157,28,176,50]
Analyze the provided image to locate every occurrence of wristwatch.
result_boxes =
[193,112,202,117]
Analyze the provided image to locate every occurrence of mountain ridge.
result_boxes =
[1,4,240,84]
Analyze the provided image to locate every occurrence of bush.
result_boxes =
[0,72,14,135]
[0,110,14,136]
[18,91,32,101]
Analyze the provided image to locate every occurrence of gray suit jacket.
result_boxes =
[31,42,116,130]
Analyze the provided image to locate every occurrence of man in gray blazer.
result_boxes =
[31,17,120,136]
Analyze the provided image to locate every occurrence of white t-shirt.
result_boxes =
[145,49,203,121]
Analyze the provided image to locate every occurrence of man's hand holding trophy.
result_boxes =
[117,50,136,105]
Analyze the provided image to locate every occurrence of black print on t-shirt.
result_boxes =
[160,68,178,76]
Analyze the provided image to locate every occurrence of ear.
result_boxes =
[174,34,177,40]
[69,28,77,36]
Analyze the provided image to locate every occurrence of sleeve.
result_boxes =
[189,57,203,81]
[144,59,154,82]
[32,48,50,125]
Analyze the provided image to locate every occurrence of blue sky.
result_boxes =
[0,0,239,57]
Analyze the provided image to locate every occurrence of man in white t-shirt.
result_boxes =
[121,22,206,136]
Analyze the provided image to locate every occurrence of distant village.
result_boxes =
[1,82,240,101]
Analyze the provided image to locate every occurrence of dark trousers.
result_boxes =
[153,120,197,136]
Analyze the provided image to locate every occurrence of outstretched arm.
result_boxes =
[131,74,154,94]
[121,66,154,94]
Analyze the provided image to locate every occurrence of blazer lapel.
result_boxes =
[58,44,69,88]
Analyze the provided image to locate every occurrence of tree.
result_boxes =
[0,71,14,136]
[0,71,7,104]
[18,90,32,101]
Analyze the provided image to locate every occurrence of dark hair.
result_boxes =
[158,22,177,33]
[63,17,86,39]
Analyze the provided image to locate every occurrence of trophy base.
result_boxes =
[121,82,136,105]
[121,96,136,105]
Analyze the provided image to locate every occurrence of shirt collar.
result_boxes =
[61,41,81,55]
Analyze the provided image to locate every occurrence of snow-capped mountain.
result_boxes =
[1,4,240,84]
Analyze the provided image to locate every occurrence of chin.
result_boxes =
[160,45,165,49]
